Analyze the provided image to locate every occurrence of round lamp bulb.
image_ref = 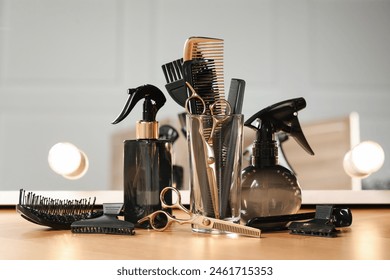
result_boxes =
[48,142,89,180]
[343,141,385,178]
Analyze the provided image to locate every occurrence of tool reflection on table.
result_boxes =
[138,187,261,238]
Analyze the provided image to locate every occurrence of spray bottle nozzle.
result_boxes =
[112,84,166,125]
[245,97,314,156]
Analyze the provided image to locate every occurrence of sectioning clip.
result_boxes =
[246,205,352,232]
[71,203,135,235]
[288,205,352,238]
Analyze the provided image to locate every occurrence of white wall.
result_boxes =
[0,0,389,190]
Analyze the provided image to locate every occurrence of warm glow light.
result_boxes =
[48,142,89,180]
[343,141,385,178]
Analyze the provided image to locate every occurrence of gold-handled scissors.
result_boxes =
[184,82,206,115]
[138,187,261,238]
[185,82,231,142]
[184,82,232,219]
[208,99,232,145]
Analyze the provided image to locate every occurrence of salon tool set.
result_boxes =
[16,35,354,240]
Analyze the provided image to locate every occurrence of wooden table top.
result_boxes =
[1,207,390,260]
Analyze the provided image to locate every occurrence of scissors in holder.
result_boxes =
[184,82,206,115]
[208,99,232,145]
[185,81,232,139]
[184,82,220,218]
[137,187,261,238]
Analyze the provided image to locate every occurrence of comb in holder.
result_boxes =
[183,37,226,116]
[220,78,246,218]
[183,37,232,221]
[71,203,135,235]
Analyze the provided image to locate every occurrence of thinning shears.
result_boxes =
[138,187,261,238]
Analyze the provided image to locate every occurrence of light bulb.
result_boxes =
[48,142,89,180]
[343,141,385,178]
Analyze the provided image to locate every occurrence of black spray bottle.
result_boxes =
[241,97,315,224]
[112,84,172,228]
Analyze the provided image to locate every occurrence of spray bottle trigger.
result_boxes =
[111,84,166,125]
[289,114,315,155]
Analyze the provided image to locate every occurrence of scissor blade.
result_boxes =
[203,141,220,219]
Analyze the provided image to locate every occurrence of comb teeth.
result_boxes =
[183,37,226,115]
[211,220,261,238]
[183,37,227,220]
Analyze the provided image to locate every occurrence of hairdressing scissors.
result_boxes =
[208,99,232,145]
[184,82,219,218]
[184,82,233,219]
[137,187,261,238]
[184,82,231,141]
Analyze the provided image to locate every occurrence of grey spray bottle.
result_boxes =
[240,97,315,225]
[112,84,172,228]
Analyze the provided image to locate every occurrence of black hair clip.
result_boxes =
[288,205,352,238]
[246,205,352,237]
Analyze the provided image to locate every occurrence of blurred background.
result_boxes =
[0,0,389,191]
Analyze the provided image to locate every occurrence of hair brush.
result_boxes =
[16,189,103,230]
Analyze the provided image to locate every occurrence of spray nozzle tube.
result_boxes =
[245,97,315,156]
[112,84,166,125]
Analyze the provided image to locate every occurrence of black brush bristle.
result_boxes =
[162,58,187,107]
[162,58,183,83]
[16,189,102,230]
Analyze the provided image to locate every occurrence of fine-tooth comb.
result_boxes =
[162,58,187,107]
[220,78,246,218]
[16,189,102,230]
[71,203,135,235]
[183,36,226,116]
[182,37,227,219]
